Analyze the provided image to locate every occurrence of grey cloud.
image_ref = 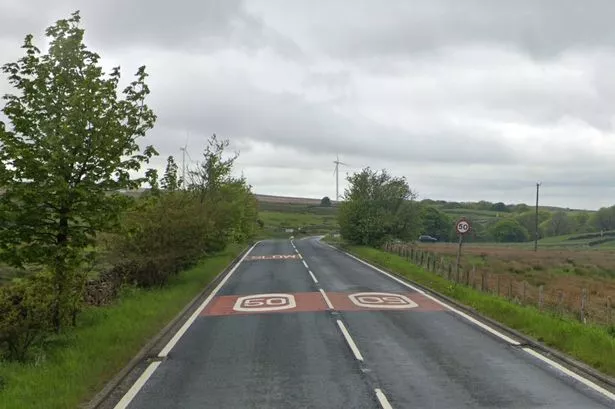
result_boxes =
[149,75,516,167]
[80,0,303,59]
[302,0,615,60]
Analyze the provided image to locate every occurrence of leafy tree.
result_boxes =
[0,12,158,330]
[188,134,255,246]
[161,156,181,191]
[420,206,452,241]
[513,203,530,213]
[591,205,615,231]
[573,211,594,233]
[513,210,550,238]
[338,168,420,246]
[540,211,577,237]
[188,133,238,202]
[490,219,530,242]
[490,202,508,212]
[320,196,332,207]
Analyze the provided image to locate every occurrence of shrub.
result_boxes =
[0,273,54,361]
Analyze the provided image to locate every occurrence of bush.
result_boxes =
[490,219,530,242]
[0,273,54,361]
[108,186,257,287]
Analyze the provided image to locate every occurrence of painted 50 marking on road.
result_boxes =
[348,292,418,309]
[233,293,297,312]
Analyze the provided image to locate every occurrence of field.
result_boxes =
[412,241,615,325]
[256,195,339,238]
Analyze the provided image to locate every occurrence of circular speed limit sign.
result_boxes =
[456,218,471,235]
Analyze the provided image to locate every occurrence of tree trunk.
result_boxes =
[52,211,70,332]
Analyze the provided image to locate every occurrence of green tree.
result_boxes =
[338,168,420,246]
[490,219,530,242]
[513,203,530,213]
[490,202,508,212]
[320,196,332,207]
[188,134,237,202]
[420,206,452,241]
[541,211,577,237]
[514,210,551,238]
[573,211,593,233]
[188,134,256,249]
[161,156,181,192]
[0,12,157,330]
[591,206,615,231]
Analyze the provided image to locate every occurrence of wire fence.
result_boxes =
[383,242,614,327]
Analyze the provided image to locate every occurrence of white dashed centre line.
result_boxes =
[336,320,364,361]
[308,270,319,284]
[319,289,334,309]
[375,388,394,409]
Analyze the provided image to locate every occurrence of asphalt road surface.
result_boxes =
[117,238,615,409]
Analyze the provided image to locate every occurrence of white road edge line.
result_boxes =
[308,270,319,284]
[374,388,394,409]
[341,249,521,346]
[158,242,259,358]
[319,289,334,309]
[523,348,615,402]
[302,260,309,269]
[113,361,161,409]
[332,243,615,403]
[337,320,363,361]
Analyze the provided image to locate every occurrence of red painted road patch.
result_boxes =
[246,254,299,261]
[201,291,446,316]
[202,292,327,316]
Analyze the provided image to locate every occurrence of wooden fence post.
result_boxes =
[581,288,587,324]
[447,264,452,280]
[607,296,612,325]
[557,290,564,315]
[538,285,544,311]
[480,272,486,292]
[508,279,513,299]
[522,281,527,303]
[496,275,501,296]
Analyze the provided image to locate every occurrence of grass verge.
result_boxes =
[0,244,244,409]
[342,244,615,378]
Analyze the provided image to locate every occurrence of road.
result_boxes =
[117,238,614,409]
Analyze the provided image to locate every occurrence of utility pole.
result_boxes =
[534,182,541,252]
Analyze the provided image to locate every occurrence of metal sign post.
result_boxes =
[455,218,472,280]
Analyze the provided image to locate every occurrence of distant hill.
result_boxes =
[255,194,340,206]
[255,194,323,205]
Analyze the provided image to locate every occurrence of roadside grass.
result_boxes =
[342,245,615,377]
[0,244,244,409]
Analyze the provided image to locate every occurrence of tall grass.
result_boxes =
[0,245,243,409]
[346,245,615,377]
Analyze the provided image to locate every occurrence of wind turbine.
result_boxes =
[333,154,348,202]
[180,132,190,189]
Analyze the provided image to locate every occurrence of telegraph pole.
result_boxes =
[534,182,541,252]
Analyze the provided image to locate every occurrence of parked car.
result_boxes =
[418,235,438,243]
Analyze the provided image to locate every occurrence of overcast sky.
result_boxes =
[2,1,615,210]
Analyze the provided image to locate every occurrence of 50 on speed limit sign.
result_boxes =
[456,218,471,235]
